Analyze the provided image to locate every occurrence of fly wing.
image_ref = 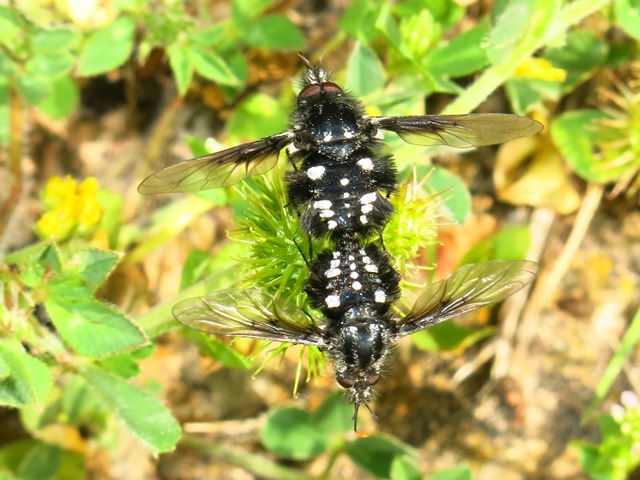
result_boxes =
[173,288,324,346]
[372,114,543,148]
[138,132,293,194]
[394,260,538,338]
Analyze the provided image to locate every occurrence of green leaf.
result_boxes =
[411,321,493,352]
[26,53,74,78]
[184,332,252,369]
[80,365,181,453]
[398,8,438,62]
[421,166,470,224]
[460,226,532,264]
[429,465,473,480]
[391,456,422,480]
[188,48,240,86]
[221,47,248,91]
[570,438,616,480]
[58,376,108,427]
[311,392,353,435]
[39,244,62,272]
[37,75,79,119]
[71,249,120,290]
[16,74,50,106]
[180,249,212,290]
[0,343,52,408]
[345,43,385,96]
[0,52,17,76]
[77,17,135,76]
[0,6,21,45]
[190,24,227,47]
[0,439,37,477]
[261,407,328,459]
[5,242,57,270]
[243,15,304,50]
[614,0,640,41]
[374,3,403,52]
[596,414,622,440]
[168,45,193,96]
[551,109,620,183]
[32,28,79,53]
[45,278,148,357]
[504,77,560,114]
[428,23,490,77]
[487,0,533,63]
[345,435,416,479]
[14,443,84,480]
[96,354,141,379]
[544,30,607,92]
[423,0,464,28]
[487,0,556,65]
[340,0,380,42]
[231,0,276,23]
[96,189,124,249]
[0,356,9,379]
[226,92,289,142]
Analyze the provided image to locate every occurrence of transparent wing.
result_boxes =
[138,132,293,194]
[173,288,324,346]
[394,260,538,338]
[372,113,543,148]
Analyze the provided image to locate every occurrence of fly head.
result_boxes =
[325,307,395,433]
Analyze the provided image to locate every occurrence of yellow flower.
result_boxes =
[42,176,77,210]
[514,58,567,82]
[36,176,104,241]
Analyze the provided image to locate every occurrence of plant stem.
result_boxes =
[180,434,315,480]
[583,304,640,422]
[443,0,610,114]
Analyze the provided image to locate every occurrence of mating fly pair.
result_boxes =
[139,56,541,434]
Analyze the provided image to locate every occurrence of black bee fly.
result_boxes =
[139,56,541,433]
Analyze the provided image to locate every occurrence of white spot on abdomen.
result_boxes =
[360,192,377,204]
[313,200,332,209]
[325,268,341,278]
[325,295,341,308]
[357,158,374,171]
[307,166,325,180]
[375,290,386,303]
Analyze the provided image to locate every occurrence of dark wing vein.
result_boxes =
[138,132,293,194]
[173,288,324,346]
[394,260,538,338]
[372,113,543,148]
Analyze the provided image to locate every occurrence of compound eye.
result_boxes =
[299,84,322,98]
[321,82,342,93]
[366,374,380,386]
[336,374,355,389]
[299,82,343,98]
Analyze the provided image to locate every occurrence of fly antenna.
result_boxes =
[297,53,313,70]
